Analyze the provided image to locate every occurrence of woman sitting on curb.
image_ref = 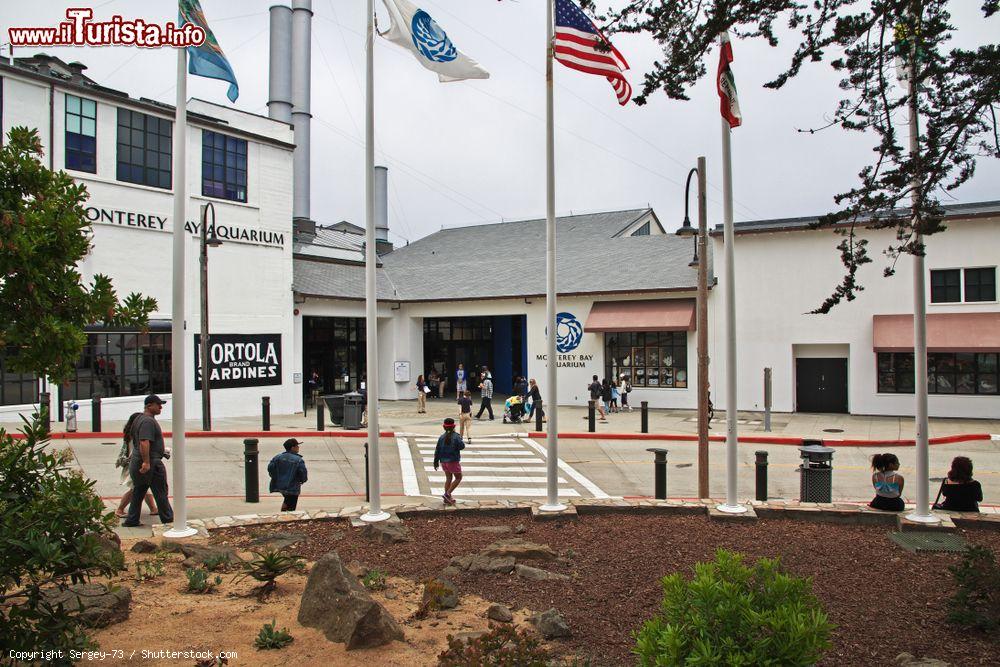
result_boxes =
[869,453,905,512]
[936,456,983,512]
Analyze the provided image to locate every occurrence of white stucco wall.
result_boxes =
[709,217,1000,418]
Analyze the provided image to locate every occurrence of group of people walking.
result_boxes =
[586,374,633,421]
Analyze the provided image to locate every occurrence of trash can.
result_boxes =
[322,394,346,425]
[798,440,836,503]
[342,392,364,430]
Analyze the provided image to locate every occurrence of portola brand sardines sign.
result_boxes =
[194,334,281,389]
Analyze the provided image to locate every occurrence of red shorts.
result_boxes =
[440,461,462,474]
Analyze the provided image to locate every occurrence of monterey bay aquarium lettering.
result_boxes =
[535,353,593,368]
[84,206,285,248]
[194,334,282,390]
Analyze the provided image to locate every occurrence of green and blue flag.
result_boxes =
[179,0,239,102]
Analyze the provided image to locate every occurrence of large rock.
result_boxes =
[249,531,307,551]
[896,654,951,667]
[514,564,570,581]
[531,608,571,639]
[487,603,513,623]
[422,578,458,610]
[361,523,411,544]
[41,583,131,628]
[447,553,516,575]
[160,541,243,569]
[298,551,403,649]
[480,538,557,562]
[130,540,158,554]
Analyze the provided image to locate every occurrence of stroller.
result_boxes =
[503,394,526,424]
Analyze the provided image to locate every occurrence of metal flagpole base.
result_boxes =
[538,503,567,513]
[715,503,749,514]
[359,510,391,523]
[163,525,199,538]
[904,510,941,524]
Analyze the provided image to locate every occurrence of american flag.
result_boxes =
[553,0,631,105]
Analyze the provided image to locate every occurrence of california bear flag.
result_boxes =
[379,0,489,82]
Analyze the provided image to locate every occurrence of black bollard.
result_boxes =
[39,392,51,434]
[364,442,370,502]
[535,399,543,432]
[641,401,649,433]
[57,386,64,422]
[92,396,102,432]
[755,450,769,501]
[261,396,271,431]
[587,400,596,432]
[317,401,325,432]
[244,438,259,503]
[647,448,668,499]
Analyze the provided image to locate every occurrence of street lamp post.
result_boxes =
[200,203,222,432]
[677,157,710,499]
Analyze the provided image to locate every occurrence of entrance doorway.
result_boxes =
[302,317,366,396]
[423,316,526,394]
[796,358,848,413]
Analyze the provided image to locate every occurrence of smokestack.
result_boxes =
[267,5,292,124]
[291,0,312,226]
[374,166,393,255]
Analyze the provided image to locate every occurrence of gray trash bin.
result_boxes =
[322,394,346,425]
[798,440,835,503]
[342,392,364,430]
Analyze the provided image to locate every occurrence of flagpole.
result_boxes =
[361,0,389,524]
[540,0,565,513]
[717,35,746,514]
[163,45,196,539]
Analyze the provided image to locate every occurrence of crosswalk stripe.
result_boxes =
[419,450,526,456]
[430,487,581,497]
[424,465,548,472]
[428,475,567,484]
[421,457,541,464]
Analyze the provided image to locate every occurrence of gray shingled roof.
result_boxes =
[294,209,707,302]
[715,200,1000,235]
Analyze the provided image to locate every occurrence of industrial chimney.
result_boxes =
[374,166,393,255]
[291,0,312,233]
[267,5,292,124]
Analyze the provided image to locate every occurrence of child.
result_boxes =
[869,453,905,511]
[620,374,632,412]
[458,390,473,443]
[610,381,620,413]
[433,417,465,505]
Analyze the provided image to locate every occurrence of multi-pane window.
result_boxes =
[202,130,247,202]
[964,268,996,302]
[631,221,651,237]
[606,332,688,388]
[931,267,996,303]
[877,352,998,395]
[116,108,172,189]
[65,94,97,173]
[0,348,39,406]
[62,332,172,401]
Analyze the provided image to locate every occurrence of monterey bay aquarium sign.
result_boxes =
[85,206,286,248]
[194,334,282,390]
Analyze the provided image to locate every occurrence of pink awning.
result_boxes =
[585,299,696,333]
[873,313,1000,352]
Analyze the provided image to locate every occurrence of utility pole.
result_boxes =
[696,156,710,499]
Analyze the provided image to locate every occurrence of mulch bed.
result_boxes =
[212,512,999,666]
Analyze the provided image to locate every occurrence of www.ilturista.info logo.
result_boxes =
[7,8,207,49]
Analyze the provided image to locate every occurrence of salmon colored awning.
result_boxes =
[585,299,696,333]
[873,313,1000,352]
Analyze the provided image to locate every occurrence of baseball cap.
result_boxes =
[283,438,303,450]
[144,394,166,405]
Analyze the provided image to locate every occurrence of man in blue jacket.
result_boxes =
[268,438,308,511]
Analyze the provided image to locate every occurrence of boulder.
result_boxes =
[130,540,158,554]
[486,603,513,623]
[514,564,570,581]
[361,523,411,544]
[423,578,458,610]
[448,553,516,574]
[160,541,243,569]
[531,608,571,639]
[298,551,403,649]
[896,654,951,667]
[480,538,557,562]
[248,531,306,551]
[41,583,131,628]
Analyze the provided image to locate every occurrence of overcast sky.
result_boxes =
[5,1,999,245]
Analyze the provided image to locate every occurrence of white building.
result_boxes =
[1,54,300,423]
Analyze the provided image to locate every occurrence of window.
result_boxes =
[606,332,688,388]
[62,331,172,401]
[631,221,651,237]
[202,130,247,202]
[65,94,97,173]
[965,268,996,302]
[0,348,39,406]
[931,267,996,303]
[877,352,998,395]
[116,108,172,188]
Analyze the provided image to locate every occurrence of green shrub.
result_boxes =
[0,416,125,659]
[134,553,167,582]
[185,567,222,594]
[361,568,387,591]
[203,553,232,572]
[254,619,293,650]
[948,544,1000,633]
[437,624,550,666]
[413,578,450,620]
[233,548,305,600]
[634,549,833,666]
